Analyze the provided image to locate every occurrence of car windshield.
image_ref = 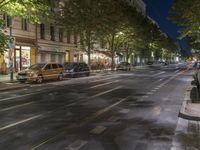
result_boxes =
[29,63,46,70]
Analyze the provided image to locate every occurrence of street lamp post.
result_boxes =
[9,25,14,81]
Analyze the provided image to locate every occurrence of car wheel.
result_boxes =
[58,73,64,81]
[36,75,43,84]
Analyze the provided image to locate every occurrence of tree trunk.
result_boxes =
[111,33,115,70]
[86,30,91,66]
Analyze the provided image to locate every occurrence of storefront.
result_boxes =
[1,45,36,73]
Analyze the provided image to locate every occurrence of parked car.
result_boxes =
[16,63,64,83]
[116,62,131,71]
[63,62,90,78]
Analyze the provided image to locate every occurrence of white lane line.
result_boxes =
[83,96,129,124]
[0,93,36,102]
[119,109,130,114]
[0,114,42,131]
[90,77,116,83]
[152,89,157,92]
[162,97,169,101]
[31,97,130,149]
[90,126,106,134]
[174,69,181,73]
[142,95,149,98]
[147,92,153,95]
[87,80,119,89]
[65,140,88,150]
[0,102,34,112]
[151,71,166,77]
[91,86,122,98]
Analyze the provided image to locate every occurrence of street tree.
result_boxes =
[169,0,200,51]
[58,0,113,65]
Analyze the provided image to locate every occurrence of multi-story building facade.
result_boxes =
[0,15,79,73]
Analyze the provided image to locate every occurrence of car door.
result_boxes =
[52,63,59,79]
[42,64,52,80]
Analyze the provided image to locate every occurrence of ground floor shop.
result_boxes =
[0,45,36,74]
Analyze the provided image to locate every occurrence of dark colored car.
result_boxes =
[63,62,90,78]
[116,62,131,71]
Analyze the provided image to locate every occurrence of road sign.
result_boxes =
[8,37,15,49]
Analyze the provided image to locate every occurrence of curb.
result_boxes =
[178,86,200,121]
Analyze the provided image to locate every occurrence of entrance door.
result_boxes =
[14,49,21,72]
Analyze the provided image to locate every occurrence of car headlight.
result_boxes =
[30,71,37,77]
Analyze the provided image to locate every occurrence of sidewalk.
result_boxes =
[179,85,200,121]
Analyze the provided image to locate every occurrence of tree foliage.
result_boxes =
[169,0,200,51]
[0,0,53,23]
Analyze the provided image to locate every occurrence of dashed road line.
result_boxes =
[147,92,153,95]
[0,102,34,112]
[90,126,106,134]
[91,86,121,98]
[0,114,42,131]
[119,109,130,114]
[87,80,119,89]
[65,140,88,150]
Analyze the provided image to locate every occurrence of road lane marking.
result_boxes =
[31,96,130,149]
[119,109,130,114]
[0,102,34,112]
[142,95,149,98]
[82,96,129,125]
[65,140,88,150]
[174,69,181,73]
[90,77,116,83]
[147,92,153,95]
[162,97,169,101]
[90,86,122,98]
[90,126,106,134]
[151,71,165,77]
[0,114,42,131]
[0,93,37,102]
[87,80,119,89]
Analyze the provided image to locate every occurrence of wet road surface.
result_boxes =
[0,67,198,150]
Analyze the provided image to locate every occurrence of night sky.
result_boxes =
[144,0,190,55]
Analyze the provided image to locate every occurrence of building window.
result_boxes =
[41,53,46,63]
[22,18,28,31]
[50,25,55,41]
[3,14,12,27]
[59,28,63,42]
[58,54,63,63]
[40,24,45,39]
[74,32,77,45]
[67,31,71,44]
[51,54,56,62]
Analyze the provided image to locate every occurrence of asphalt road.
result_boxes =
[0,67,194,150]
